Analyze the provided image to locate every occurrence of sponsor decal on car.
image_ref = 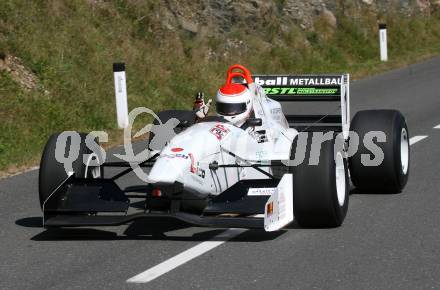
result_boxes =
[171,147,184,152]
[188,153,205,178]
[266,201,274,216]
[255,150,269,159]
[270,108,282,114]
[189,153,196,173]
[247,187,276,196]
[162,153,189,159]
[210,123,230,140]
[270,108,283,121]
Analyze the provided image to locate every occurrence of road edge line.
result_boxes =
[126,228,247,283]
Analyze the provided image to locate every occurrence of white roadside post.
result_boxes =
[113,63,129,129]
[379,23,388,62]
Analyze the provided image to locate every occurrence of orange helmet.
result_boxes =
[216,64,254,126]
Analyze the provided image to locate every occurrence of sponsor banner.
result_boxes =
[253,75,343,87]
[264,87,339,96]
[253,75,343,98]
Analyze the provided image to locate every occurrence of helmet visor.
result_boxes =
[216,102,247,116]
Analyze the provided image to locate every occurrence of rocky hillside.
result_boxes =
[80,0,440,62]
[29,1,428,64]
[155,0,437,33]
[1,0,440,173]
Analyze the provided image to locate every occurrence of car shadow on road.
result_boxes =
[18,217,286,242]
[350,188,401,195]
[16,217,43,228]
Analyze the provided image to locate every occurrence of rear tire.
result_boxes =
[349,110,409,193]
[289,134,349,227]
[38,132,102,208]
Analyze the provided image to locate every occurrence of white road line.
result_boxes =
[409,135,428,146]
[126,228,247,283]
[434,124,440,129]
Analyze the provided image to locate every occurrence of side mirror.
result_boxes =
[246,118,262,127]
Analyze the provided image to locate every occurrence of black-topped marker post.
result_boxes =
[379,24,388,62]
[113,63,129,128]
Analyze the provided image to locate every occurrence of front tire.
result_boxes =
[38,132,102,208]
[290,135,349,227]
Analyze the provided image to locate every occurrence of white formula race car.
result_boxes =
[38,64,410,231]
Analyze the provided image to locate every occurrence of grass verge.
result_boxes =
[1,1,440,177]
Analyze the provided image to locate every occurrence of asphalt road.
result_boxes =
[2,57,440,289]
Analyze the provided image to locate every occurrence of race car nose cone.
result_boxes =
[147,157,186,184]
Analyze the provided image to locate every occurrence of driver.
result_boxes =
[193,64,254,128]
[215,80,253,127]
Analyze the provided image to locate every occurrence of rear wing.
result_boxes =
[253,74,350,140]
